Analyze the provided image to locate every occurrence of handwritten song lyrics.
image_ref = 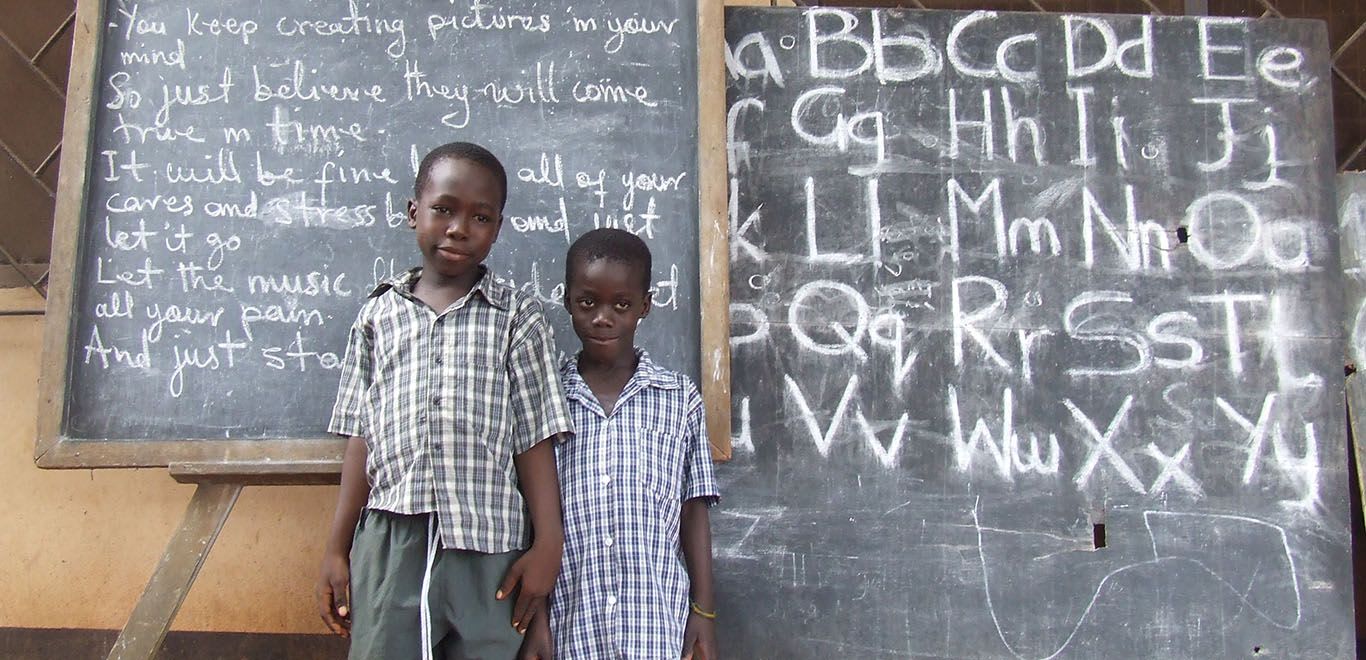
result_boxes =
[67,0,699,440]
[718,9,1351,658]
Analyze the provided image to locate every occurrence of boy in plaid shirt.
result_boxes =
[526,228,720,659]
[316,142,573,660]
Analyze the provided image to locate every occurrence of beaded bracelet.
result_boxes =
[689,600,717,620]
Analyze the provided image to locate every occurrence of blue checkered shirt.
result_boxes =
[550,351,720,659]
[329,267,574,553]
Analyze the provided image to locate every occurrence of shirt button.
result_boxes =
[434,356,443,365]
[604,536,614,547]
[600,474,611,485]
[418,414,427,423]
[432,396,441,406]
[606,594,617,606]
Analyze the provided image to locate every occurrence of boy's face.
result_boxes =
[565,258,651,363]
[407,157,503,281]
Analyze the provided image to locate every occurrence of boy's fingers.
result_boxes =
[497,559,525,600]
[319,606,342,636]
[317,585,339,632]
[337,582,353,636]
[336,582,350,620]
[511,592,533,630]
[517,599,540,633]
[327,613,346,636]
[318,577,354,638]
[330,577,351,618]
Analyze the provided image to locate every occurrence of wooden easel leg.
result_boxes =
[1351,380,1366,528]
[106,483,243,660]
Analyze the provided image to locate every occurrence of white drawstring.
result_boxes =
[419,514,440,660]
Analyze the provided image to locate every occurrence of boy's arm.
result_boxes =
[317,435,369,637]
[681,500,716,608]
[499,437,566,633]
[679,381,720,659]
[498,299,574,633]
[681,499,717,660]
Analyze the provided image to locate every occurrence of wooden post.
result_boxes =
[105,462,341,660]
[105,483,241,660]
[698,0,732,461]
[1349,379,1366,528]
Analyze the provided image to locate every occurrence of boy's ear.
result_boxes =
[406,199,417,229]
[641,291,652,319]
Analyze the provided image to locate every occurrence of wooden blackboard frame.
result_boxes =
[35,0,732,469]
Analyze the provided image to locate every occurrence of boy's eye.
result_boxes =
[432,205,451,214]
[476,215,492,223]
[614,301,631,311]
[577,298,594,309]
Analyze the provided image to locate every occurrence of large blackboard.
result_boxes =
[40,0,702,462]
[720,8,1352,657]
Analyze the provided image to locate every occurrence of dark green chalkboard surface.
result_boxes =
[718,7,1352,657]
[38,0,718,467]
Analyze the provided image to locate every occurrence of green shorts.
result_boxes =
[348,509,524,660]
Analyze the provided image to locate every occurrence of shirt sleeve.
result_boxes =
[681,380,720,505]
[328,310,372,438]
[506,299,575,454]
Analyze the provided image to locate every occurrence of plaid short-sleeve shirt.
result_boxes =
[551,351,720,659]
[329,267,574,553]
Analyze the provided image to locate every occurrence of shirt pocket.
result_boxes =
[451,355,510,441]
[633,423,684,505]
[368,319,418,390]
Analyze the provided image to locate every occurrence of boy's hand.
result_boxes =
[316,551,352,637]
[682,612,717,660]
[496,542,562,632]
[517,608,554,660]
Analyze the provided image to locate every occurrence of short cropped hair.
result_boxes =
[414,142,508,210]
[566,228,652,293]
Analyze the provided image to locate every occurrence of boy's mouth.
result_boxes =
[436,247,471,260]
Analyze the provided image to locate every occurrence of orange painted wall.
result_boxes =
[0,289,334,634]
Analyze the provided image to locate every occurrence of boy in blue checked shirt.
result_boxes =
[316,142,574,660]
[526,228,720,659]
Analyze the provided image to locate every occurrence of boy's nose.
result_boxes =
[591,310,612,327]
[445,218,467,238]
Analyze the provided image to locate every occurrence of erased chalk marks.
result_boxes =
[975,503,1302,660]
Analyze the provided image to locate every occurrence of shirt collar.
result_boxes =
[369,265,511,311]
[633,351,681,389]
[562,349,680,412]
